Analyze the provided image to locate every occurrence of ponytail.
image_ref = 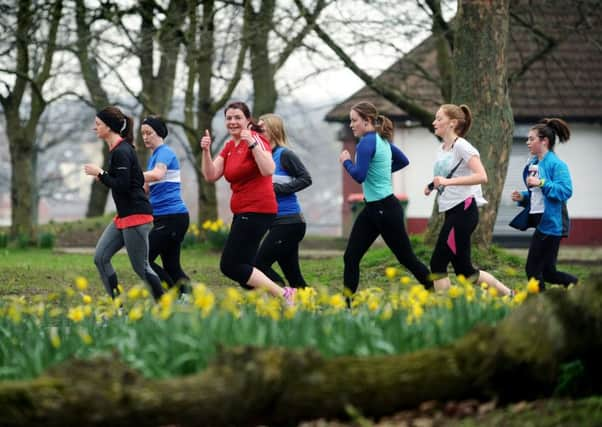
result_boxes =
[532,117,570,151]
[375,114,394,141]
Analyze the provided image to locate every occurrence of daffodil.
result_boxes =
[75,276,89,291]
[385,267,398,280]
[527,278,540,294]
[67,306,85,323]
[128,305,144,322]
[49,326,61,349]
[78,328,93,345]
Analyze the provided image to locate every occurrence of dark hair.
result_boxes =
[531,118,570,151]
[224,101,263,133]
[96,106,134,145]
[142,115,168,138]
[350,101,394,141]
[440,104,472,137]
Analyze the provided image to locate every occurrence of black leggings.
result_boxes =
[526,229,577,290]
[430,197,479,281]
[149,213,190,290]
[220,213,276,288]
[256,222,307,288]
[344,194,432,294]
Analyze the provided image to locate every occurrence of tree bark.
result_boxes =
[74,0,112,218]
[426,0,513,245]
[1,277,601,426]
[450,0,513,245]
[0,0,63,241]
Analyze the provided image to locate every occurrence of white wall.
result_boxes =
[391,122,602,221]
[392,127,439,218]
[553,123,602,218]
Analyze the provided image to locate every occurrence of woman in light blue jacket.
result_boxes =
[510,118,577,290]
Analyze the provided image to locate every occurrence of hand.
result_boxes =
[526,176,540,187]
[424,185,432,196]
[432,176,447,188]
[84,163,102,176]
[511,190,523,202]
[200,129,212,151]
[339,150,351,164]
[240,129,253,145]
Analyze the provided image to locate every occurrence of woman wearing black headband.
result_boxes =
[141,115,191,296]
[84,106,164,301]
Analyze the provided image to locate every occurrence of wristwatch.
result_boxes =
[98,170,107,178]
[249,142,258,150]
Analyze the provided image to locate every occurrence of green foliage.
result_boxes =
[37,232,55,249]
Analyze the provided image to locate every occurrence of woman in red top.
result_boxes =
[200,101,296,304]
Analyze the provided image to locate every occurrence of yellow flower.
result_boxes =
[465,286,476,302]
[448,285,461,299]
[488,287,498,298]
[284,305,298,319]
[83,305,92,317]
[78,328,93,345]
[49,308,63,318]
[210,223,220,232]
[297,287,317,310]
[216,218,224,227]
[480,282,488,290]
[400,276,411,285]
[128,305,144,322]
[159,291,176,310]
[412,303,424,319]
[513,290,528,304]
[68,307,85,323]
[527,278,540,294]
[7,305,22,324]
[193,284,215,317]
[367,297,380,312]
[329,294,347,311]
[380,305,393,320]
[127,286,143,301]
[202,220,212,230]
[49,327,61,348]
[385,267,398,280]
[82,294,92,305]
[75,276,88,291]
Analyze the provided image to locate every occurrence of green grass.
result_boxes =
[0,232,597,299]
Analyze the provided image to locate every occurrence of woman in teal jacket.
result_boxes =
[510,118,577,290]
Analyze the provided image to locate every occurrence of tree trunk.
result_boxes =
[74,0,112,218]
[451,0,513,245]
[1,277,601,426]
[7,133,36,241]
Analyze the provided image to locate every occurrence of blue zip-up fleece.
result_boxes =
[515,151,572,237]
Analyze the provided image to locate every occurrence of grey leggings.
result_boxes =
[94,221,164,300]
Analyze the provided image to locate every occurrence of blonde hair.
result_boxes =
[350,101,394,141]
[259,113,289,147]
[440,104,472,137]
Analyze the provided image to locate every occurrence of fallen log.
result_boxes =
[1,276,601,426]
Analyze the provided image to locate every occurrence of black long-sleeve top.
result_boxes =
[98,141,153,218]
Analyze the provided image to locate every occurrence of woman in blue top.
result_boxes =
[510,118,577,290]
[255,114,312,288]
[141,116,191,295]
[340,102,432,300]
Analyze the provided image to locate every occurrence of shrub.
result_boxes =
[38,232,56,249]
[201,219,229,251]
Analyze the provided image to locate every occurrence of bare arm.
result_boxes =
[243,130,274,176]
[200,130,224,182]
[143,163,167,182]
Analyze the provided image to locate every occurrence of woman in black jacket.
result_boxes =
[84,106,164,301]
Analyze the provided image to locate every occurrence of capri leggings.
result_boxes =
[430,197,479,281]
[94,221,164,300]
[220,213,276,288]
[149,213,190,289]
[255,221,307,288]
